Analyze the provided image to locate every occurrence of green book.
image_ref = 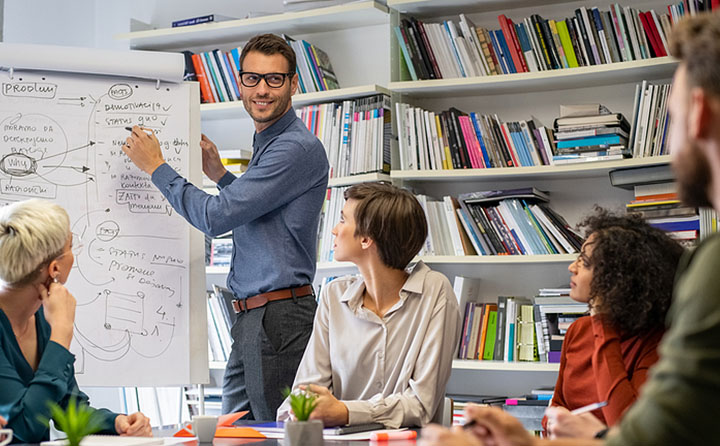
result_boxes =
[482,310,498,360]
[556,20,580,68]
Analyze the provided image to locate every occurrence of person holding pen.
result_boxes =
[277,182,461,428]
[122,33,329,420]
[0,199,152,443]
[542,208,683,438]
[419,12,720,446]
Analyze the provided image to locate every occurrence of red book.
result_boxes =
[498,14,527,72]
[506,17,529,72]
[499,123,521,167]
[191,53,215,103]
[641,12,666,57]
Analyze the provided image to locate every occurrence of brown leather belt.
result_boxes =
[231,285,314,313]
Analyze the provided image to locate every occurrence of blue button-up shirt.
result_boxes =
[152,107,329,298]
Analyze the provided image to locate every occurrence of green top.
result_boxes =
[0,307,119,443]
[607,233,720,445]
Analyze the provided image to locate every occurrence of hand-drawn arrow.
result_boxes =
[38,141,96,161]
[41,164,91,173]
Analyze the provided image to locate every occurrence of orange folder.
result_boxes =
[173,411,266,438]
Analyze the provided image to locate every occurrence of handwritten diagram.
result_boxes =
[0,70,196,386]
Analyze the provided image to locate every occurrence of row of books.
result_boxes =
[628,81,671,158]
[317,186,346,263]
[455,188,583,256]
[395,4,679,81]
[282,35,340,93]
[205,286,236,362]
[455,278,587,363]
[395,103,556,171]
[184,48,243,104]
[297,94,392,179]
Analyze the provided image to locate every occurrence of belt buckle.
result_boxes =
[232,298,249,314]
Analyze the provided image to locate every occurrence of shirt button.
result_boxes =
[378,352,384,359]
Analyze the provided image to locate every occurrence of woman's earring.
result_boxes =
[52,276,59,283]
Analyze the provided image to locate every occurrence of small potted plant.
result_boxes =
[283,387,322,446]
[42,397,106,446]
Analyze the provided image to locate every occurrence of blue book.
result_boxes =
[523,200,559,254]
[230,48,241,71]
[172,14,234,27]
[495,30,517,73]
[507,199,548,254]
[509,128,530,166]
[556,134,624,149]
[221,52,241,99]
[513,124,534,166]
[444,21,466,77]
[457,208,487,255]
[648,219,700,232]
[470,113,492,167]
[394,26,418,81]
[489,31,508,74]
[515,23,533,54]
[508,319,516,361]
[518,124,540,166]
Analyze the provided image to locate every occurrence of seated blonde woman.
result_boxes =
[277,182,461,428]
[0,199,151,443]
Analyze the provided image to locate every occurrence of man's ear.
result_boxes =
[690,87,713,140]
[290,72,299,96]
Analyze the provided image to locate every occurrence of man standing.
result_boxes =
[419,12,720,446]
[123,34,329,420]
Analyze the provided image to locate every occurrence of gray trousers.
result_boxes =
[221,293,316,420]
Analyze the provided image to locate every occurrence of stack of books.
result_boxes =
[628,80,672,158]
[534,289,587,363]
[395,103,556,170]
[552,105,630,164]
[296,94,392,178]
[626,182,701,246]
[394,3,686,81]
[283,35,340,93]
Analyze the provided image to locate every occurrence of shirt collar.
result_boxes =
[252,107,297,150]
[340,261,430,310]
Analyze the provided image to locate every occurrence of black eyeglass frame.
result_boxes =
[238,71,296,88]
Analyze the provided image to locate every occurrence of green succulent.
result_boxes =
[282,387,318,422]
[41,397,106,446]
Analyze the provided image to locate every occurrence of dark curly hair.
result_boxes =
[578,207,685,337]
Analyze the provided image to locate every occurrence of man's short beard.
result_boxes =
[673,140,713,208]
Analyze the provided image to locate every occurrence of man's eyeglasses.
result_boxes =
[238,71,295,88]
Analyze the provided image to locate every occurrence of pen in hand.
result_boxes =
[570,401,608,415]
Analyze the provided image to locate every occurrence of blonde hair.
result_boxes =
[0,199,70,286]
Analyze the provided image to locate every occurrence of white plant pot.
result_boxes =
[284,419,323,446]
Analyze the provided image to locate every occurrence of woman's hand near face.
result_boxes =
[36,281,76,349]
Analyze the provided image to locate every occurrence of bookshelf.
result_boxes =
[116,1,390,51]
[117,0,678,401]
[390,56,677,96]
[201,84,392,121]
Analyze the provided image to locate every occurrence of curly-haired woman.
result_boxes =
[543,208,684,439]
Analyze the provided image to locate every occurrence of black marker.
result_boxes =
[124,126,133,131]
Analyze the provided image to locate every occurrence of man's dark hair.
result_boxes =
[240,33,296,74]
[579,207,684,337]
[344,182,428,270]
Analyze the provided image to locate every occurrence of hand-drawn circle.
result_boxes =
[108,83,133,100]
[96,220,120,241]
[0,113,69,177]
[0,153,37,176]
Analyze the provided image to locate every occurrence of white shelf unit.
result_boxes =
[123,0,679,399]
[392,155,670,182]
[201,84,392,121]
[387,0,676,397]
[116,1,390,51]
[390,57,677,96]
